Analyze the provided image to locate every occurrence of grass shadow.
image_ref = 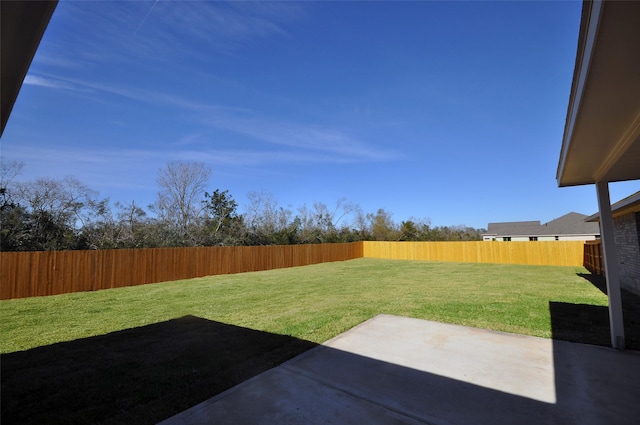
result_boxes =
[576,272,608,294]
[549,273,640,350]
[549,301,611,347]
[1,315,317,425]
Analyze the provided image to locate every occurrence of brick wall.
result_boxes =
[614,212,640,295]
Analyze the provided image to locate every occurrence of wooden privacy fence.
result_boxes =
[1,241,587,300]
[362,241,586,267]
[0,243,363,300]
[583,239,604,275]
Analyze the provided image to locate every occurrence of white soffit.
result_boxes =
[557,1,640,187]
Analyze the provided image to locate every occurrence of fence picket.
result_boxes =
[0,243,363,299]
[1,241,587,300]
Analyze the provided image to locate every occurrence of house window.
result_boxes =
[529,236,538,241]
[503,237,511,241]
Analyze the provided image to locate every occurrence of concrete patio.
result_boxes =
[159,314,640,425]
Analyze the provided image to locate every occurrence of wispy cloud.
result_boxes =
[22,71,401,165]
[42,1,306,69]
[1,145,162,195]
[5,129,396,193]
[179,148,359,167]
[133,0,160,36]
[25,73,247,116]
[3,141,380,207]
[22,2,397,165]
[5,144,164,172]
[201,112,401,162]
[23,75,74,90]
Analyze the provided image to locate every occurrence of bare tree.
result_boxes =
[245,191,278,233]
[314,198,357,231]
[5,175,105,250]
[153,160,211,245]
[244,191,294,244]
[0,159,24,206]
[15,176,101,228]
[295,203,315,243]
[352,205,370,239]
[116,200,147,245]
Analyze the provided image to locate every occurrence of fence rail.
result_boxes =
[583,239,604,275]
[1,240,588,300]
[0,243,363,300]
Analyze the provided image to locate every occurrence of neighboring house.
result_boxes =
[482,212,600,242]
[586,191,640,296]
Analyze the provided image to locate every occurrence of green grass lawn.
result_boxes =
[3,258,626,425]
[1,258,608,353]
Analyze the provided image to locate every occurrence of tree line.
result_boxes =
[0,160,486,251]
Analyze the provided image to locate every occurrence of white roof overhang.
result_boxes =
[556,0,640,187]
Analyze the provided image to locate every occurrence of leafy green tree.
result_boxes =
[202,189,245,245]
[368,208,399,241]
[0,160,25,250]
[0,202,28,251]
[399,220,419,241]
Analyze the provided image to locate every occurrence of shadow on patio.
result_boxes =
[158,314,640,425]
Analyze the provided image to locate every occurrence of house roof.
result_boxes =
[586,190,640,222]
[486,212,599,237]
[1,1,58,136]
[556,1,640,187]
[485,221,541,237]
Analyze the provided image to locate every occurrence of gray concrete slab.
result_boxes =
[158,314,640,425]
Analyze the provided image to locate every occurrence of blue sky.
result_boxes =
[2,0,638,229]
